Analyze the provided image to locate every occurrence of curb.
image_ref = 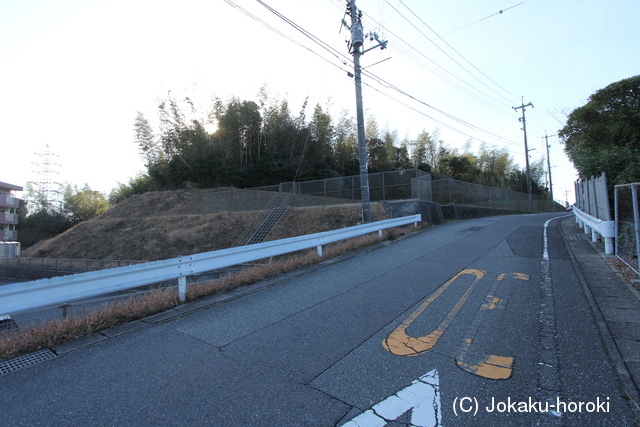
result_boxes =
[560,216,640,422]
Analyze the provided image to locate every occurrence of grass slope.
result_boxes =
[22,188,388,261]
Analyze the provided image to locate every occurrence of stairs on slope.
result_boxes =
[233,195,291,247]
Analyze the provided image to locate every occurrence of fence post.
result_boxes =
[382,172,386,201]
[178,276,187,302]
[324,180,327,205]
[632,185,640,273]
[352,176,355,200]
[615,186,620,257]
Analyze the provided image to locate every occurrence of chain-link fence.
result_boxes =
[199,169,430,213]
[429,179,552,212]
[198,170,556,214]
[615,183,640,275]
[273,169,429,203]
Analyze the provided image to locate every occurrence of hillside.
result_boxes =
[22,188,387,261]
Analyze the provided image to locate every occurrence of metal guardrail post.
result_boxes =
[573,205,615,255]
[178,276,187,302]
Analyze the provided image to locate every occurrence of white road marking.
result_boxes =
[342,369,441,427]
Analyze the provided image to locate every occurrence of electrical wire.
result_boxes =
[223,0,351,76]
[442,0,531,37]
[362,80,525,158]
[229,0,524,154]
[361,19,517,119]
[360,66,521,147]
[327,0,513,117]
[392,0,521,103]
[330,0,521,121]
[357,8,517,118]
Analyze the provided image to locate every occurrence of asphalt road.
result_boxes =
[1,213,635,426]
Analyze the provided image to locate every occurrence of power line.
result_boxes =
[361,80,524,158]
[354,5,517,118]
[361,66,521,146]
[442,0,531,37]
[223,0,351,75]
[387,0,520,105]
[228,0,521,152]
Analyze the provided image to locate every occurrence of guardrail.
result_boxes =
[572,205,615,254]
[0,215,421,315]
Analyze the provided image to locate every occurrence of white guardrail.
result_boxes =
[572,205,615,254]
[0,215,421,315]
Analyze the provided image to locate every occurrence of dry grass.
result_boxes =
[609,257,640,292]
[99,187,236,220]
[0,223,425,361]
[6,187,425,360]
[0,288,179,360]
[21,201,385,261]
[267,203,387,241]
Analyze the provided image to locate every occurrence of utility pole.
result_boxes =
[512,98,533,211]
[544,132,554,212]
[343,0,387,223]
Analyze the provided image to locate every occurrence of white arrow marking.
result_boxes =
[342,369,441,427]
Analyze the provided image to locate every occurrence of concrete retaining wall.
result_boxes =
[383,200,517,224]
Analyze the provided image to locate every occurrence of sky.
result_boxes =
[2,0,639,206]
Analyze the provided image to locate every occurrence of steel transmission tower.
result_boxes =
[32,144,61,212]
[343,0,387,223]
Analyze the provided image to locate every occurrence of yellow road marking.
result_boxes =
[457,352,514,380]
[383,269,485,356]
[497,272,529,281]
[480,296,503,310]
[454,272,527,380]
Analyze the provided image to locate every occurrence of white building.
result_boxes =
[0,181,23,241]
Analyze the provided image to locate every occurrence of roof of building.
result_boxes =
[0,181,24,191]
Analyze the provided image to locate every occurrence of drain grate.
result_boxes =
[0,349,57,376]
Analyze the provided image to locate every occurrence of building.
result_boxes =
[0,181,23,241]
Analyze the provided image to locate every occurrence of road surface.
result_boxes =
[1,213,636,426]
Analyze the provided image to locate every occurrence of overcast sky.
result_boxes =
[2,0,639,205]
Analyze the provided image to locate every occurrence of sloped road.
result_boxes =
[0,213,636,426]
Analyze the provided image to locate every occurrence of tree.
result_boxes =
[559,75,640,186]
[475,143,514,188]
[334,111,358,176]
[63,184,111,223]
[305,103,335,178]
[395,138,412,169]
[506,159,547,196]
[216,98,262,169]
[134,112,162,167]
